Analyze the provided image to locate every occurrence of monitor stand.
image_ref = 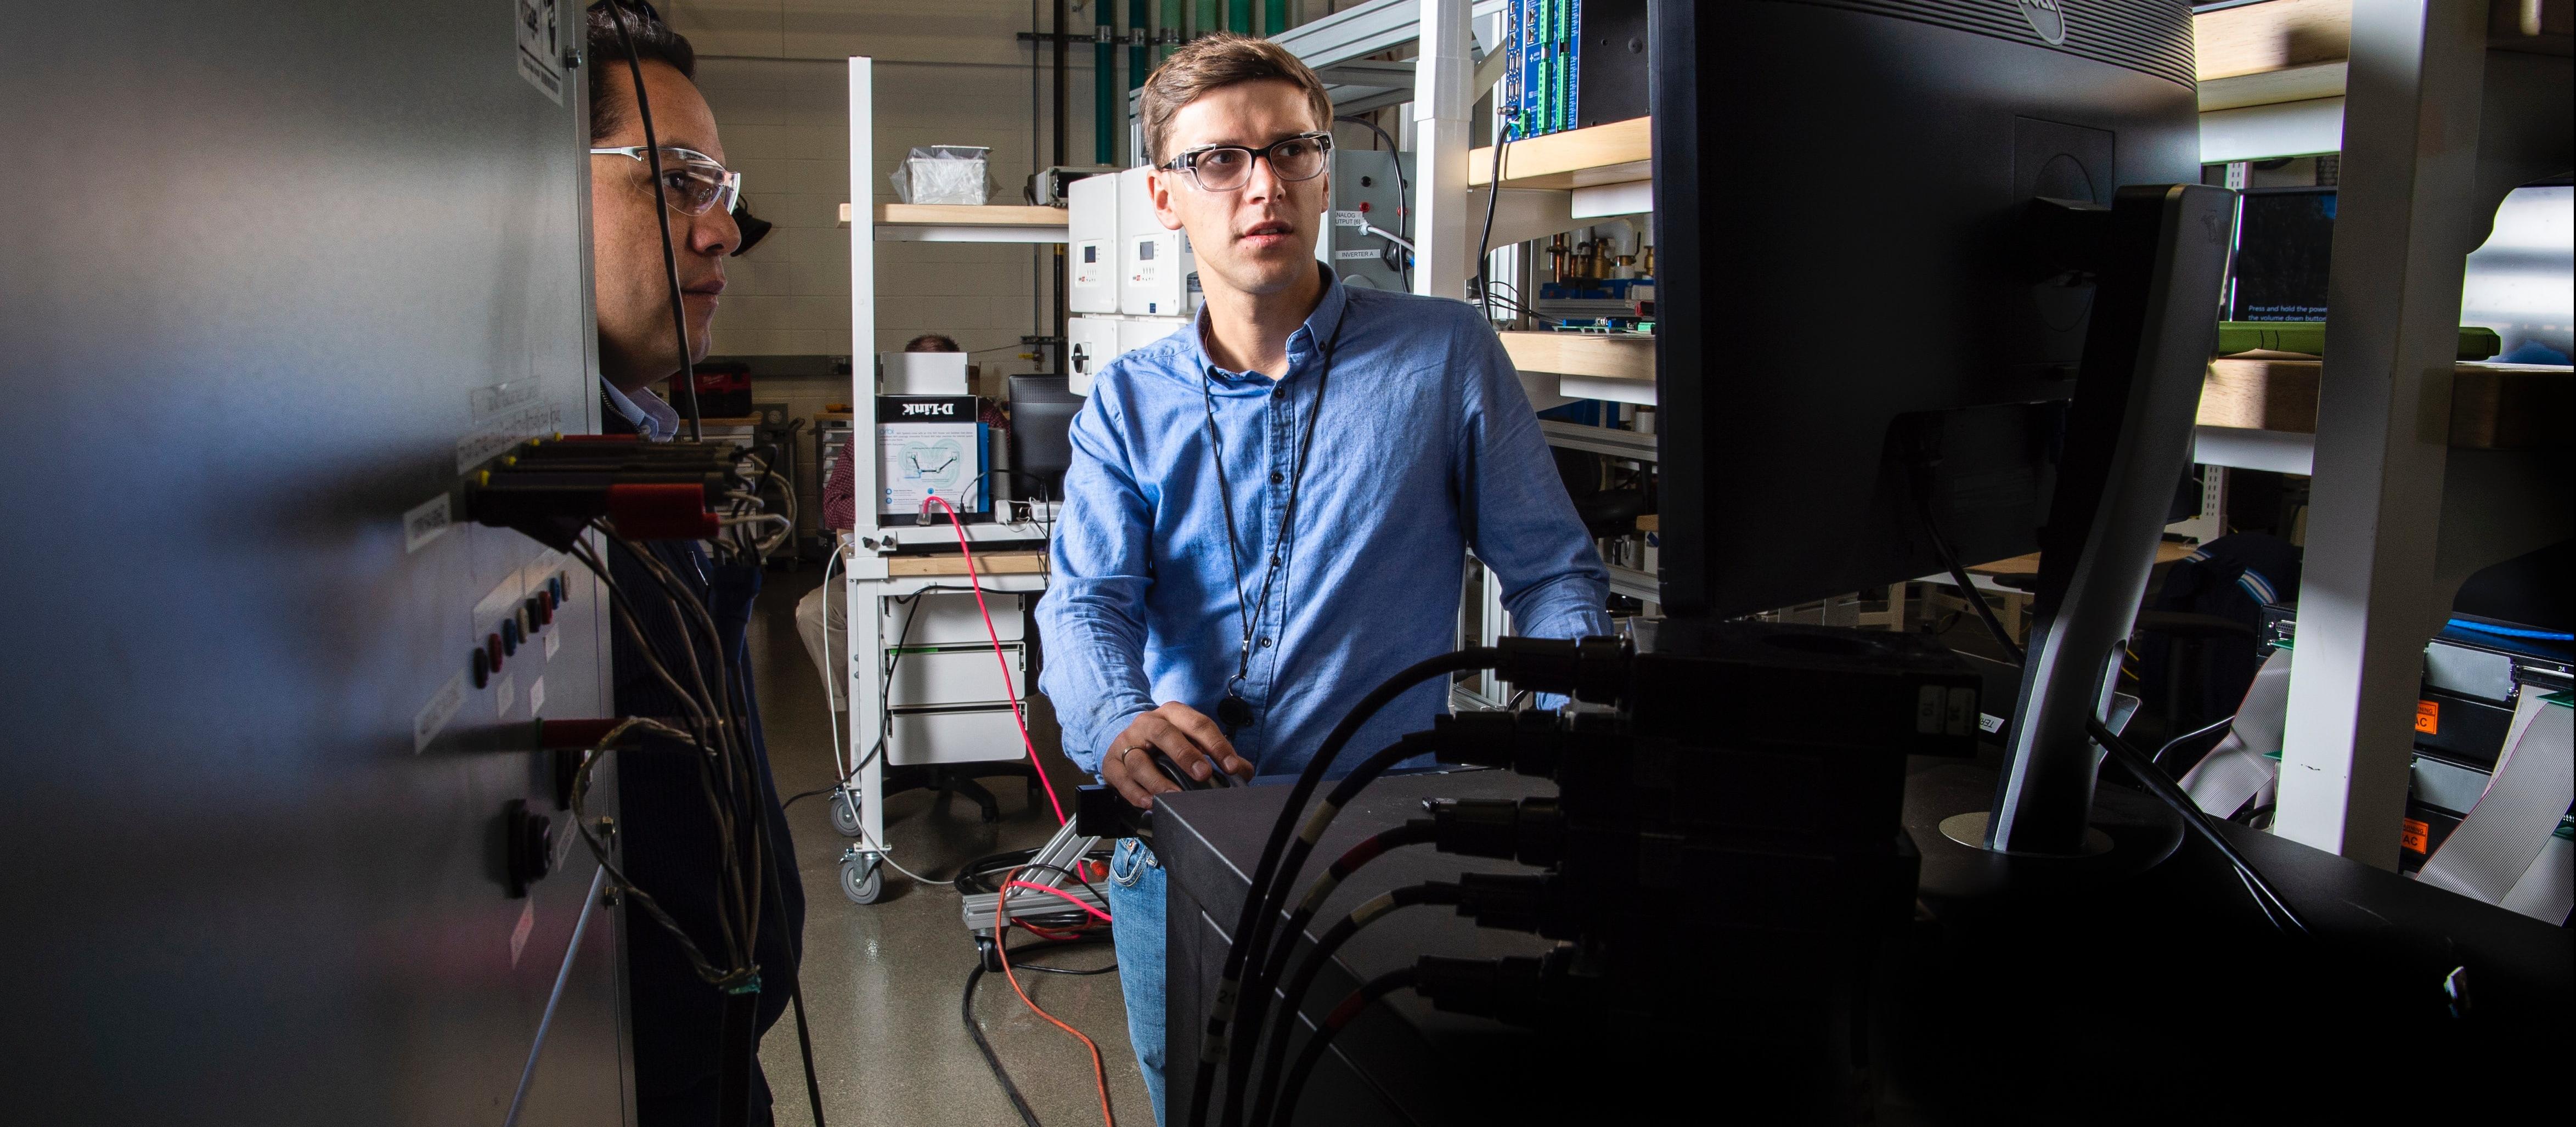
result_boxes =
[1971,184,2238,858]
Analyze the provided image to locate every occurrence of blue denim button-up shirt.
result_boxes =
[1035,273,1611,778]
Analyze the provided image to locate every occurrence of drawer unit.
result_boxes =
[888,706,1027,767]
[884,590,1027,646]
[889,644,1025,709]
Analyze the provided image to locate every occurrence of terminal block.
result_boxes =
[461,435,743,550]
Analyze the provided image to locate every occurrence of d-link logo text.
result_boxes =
[2017,0,2067,45]
[899,402,957,418]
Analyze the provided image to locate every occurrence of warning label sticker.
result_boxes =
[2415,699,2439,735]
[516,0,567,104]
[2400,817,2430,855]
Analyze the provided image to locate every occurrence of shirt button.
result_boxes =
[1259,637,1272,648]
[1270,471,1284,484]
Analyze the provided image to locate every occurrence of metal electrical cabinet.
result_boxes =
[1067,170,1122,314]
[1324,148,1413,293]
[1119,164,1199,316]
[3,3,624,1124]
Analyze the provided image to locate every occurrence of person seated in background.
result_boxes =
[796,333,962,713]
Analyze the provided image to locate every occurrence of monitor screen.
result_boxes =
[1008,375,1081,500]
[2229,188,2336,322]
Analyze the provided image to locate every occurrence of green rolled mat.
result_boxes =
[2217,322,2502,360]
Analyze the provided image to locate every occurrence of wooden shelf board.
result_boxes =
[885,551,1046,576]
[2199,358,2572,449]
[2198,60,2347,111]
[2194,0,2352,82]
[1467,116,1651,190]
[1970,542,2196,580]
[1498,331,1654,382]
[874,203,1068,227]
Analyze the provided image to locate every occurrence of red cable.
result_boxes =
[997,867,1117,1127]
[922,494,1068,825]
[1003,880,1114,925]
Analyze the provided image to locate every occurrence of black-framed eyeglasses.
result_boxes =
[1160,131,1334,193]
[588,145,744,216]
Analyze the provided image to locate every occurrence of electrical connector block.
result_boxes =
[461,435,744,550]
[1492,634,1632,705]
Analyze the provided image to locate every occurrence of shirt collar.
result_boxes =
[1192,265,1351,385]
[600,376,682,442]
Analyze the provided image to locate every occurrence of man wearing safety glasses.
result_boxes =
[580,5,802,1126]
[1033,33,1609,1123]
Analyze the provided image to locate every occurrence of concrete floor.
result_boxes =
[745,568,1151,1126]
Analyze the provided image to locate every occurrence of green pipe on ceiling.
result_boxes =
[1227,0,1250,33]
[1263,0,1284,36]
[1129,0,1150,91]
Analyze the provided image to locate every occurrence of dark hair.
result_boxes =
[586,2,696,143]
[904,335,962,353]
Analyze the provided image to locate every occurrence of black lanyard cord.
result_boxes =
[1200,310,1347,695]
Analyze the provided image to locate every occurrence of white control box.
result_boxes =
[1067,171,1120,314]
[1118,315,1189,357]
[1067,314,1121,397]
[1119,165,1198,317]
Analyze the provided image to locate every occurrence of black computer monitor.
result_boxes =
[1649,1,2227,856]
[1007,375,1081,500]
[1649,1,2203,621]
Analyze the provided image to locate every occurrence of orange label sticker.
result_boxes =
[2415,699,2439,735]
[2400,818,2430,855]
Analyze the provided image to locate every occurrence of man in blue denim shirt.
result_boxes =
[1033,33,1610,1123]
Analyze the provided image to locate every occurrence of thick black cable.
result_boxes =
[1269,966,1422,1127]
[606,0,704,440]
[1223,740,1438,1126]
[1910,472,2025,665]
[1186,649,1500,1127]
[962,965,1047,1127]
[1250,880,1458,1126]
[2089,717,2310,936]
[2151,713,2237,771]
[765,849,828,1127]
[1471,115,1516,313]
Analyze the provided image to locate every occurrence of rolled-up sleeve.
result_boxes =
[1034,384,1159,775]
[1453,314,1614,643]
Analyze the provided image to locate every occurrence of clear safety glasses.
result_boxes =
[588,145,744,216]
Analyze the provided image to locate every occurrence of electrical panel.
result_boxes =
[1119,165,1199,317]
[1067,170,1120,314]
[8,1,624,1122]
[1323,148,1413,293]
[1509,0,1581,137]
[1068,314,1121,397]
[1509,1,1647,137]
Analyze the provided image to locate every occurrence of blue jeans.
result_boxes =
[1106,837,1168,1125]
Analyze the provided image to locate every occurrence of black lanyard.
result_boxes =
[1200,309,1346,732]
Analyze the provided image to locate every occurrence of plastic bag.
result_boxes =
[890,145,994,206]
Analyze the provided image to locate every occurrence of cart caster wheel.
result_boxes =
[839,856,883,905]
[975,934,1003,973]
[828,790,862,837]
